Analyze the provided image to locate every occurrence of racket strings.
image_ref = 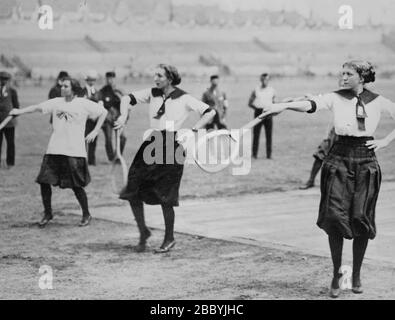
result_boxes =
[195,134,235,167]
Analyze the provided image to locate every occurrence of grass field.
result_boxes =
[1,76,395,300]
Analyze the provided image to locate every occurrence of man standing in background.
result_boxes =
[202,74,228,130]
[48,71,69,126]
[82,70,101,166]
[98,71,126,161]
[0,71,19,168]
[248,73,276,159]
[49,71,69,99]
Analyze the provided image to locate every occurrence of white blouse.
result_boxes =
[128,88,210,131]
[39,97,105,157]
[313,91,395,137]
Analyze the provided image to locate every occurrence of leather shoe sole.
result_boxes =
[154,240,176,254]
[38,215,53,227]
[352,286,363,294]
[79,215,92,227]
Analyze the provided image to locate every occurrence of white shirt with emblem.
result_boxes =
[38,97,106,157]
[313,92,395,136]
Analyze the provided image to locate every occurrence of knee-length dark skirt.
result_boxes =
[317,135,381,240]
[119,130,185,206]
[36,154,91,188]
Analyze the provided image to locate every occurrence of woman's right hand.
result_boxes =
[9,108,22,116]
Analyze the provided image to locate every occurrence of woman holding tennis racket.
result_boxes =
[9,77,108,227]
[114,64,215,253]
[259,60,395,298]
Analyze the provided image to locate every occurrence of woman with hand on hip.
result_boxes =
[259,60,395,298]
[115,64,215,253]
[9,77,108,227]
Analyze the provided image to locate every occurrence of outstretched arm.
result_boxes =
[258,100,314,119]
[9,104,43,116]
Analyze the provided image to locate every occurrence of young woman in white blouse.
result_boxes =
[115,64,215,253]
[259,60,395,298]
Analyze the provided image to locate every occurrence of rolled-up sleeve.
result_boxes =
[38,98,59,114]
[380,96,395,120]
[311,93,335,111]
[128,89,151,106]
[84,99,106,119]
[185,94,210,115]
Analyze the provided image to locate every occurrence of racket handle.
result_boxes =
[0,115,15,131]
[114,129,124,158]
[241,114,269,130]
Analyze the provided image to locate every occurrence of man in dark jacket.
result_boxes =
[48,71,69,99]
[0,71,19,168]
[48,71,69,125]
[98,71,126,161]
[82,70,101,165]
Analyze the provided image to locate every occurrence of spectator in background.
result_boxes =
[202,74,228,130]
[49,71,69,99]
[299,126,338,189]
[48,71,69,125]
[81,70,101,166]
[98,71,126,161]
[0,71,19,168]
[248,73,276,159]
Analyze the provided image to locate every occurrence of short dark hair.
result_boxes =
[57,71,69,80]
[260,73,269,78]
[210,75,219,81]
[342,60,375,84]
[0,71,11,80]
[105,71,116,78]
[157,64,181,86]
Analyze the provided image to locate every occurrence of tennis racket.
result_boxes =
[0,115,16,131]
[185,114,269,173]
[110,129,128,194]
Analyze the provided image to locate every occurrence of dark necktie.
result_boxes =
[153,95,170,119]
[356,95,367,131]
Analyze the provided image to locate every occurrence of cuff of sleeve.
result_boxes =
[129,94,137,106]
[202,107,214,115]
[307,100,317,113]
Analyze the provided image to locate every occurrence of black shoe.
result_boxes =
[299,181,314,190]
[352,276,363,294]
[329,275,341,298]
[79,215,92,227]
[134,229,151,253]
[154,240,176,254]
[38,214,53,227]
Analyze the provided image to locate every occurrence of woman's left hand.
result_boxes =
[366,138,389,152]
[85,129,99,143]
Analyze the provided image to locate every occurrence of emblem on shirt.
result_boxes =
[56,111,75,121]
